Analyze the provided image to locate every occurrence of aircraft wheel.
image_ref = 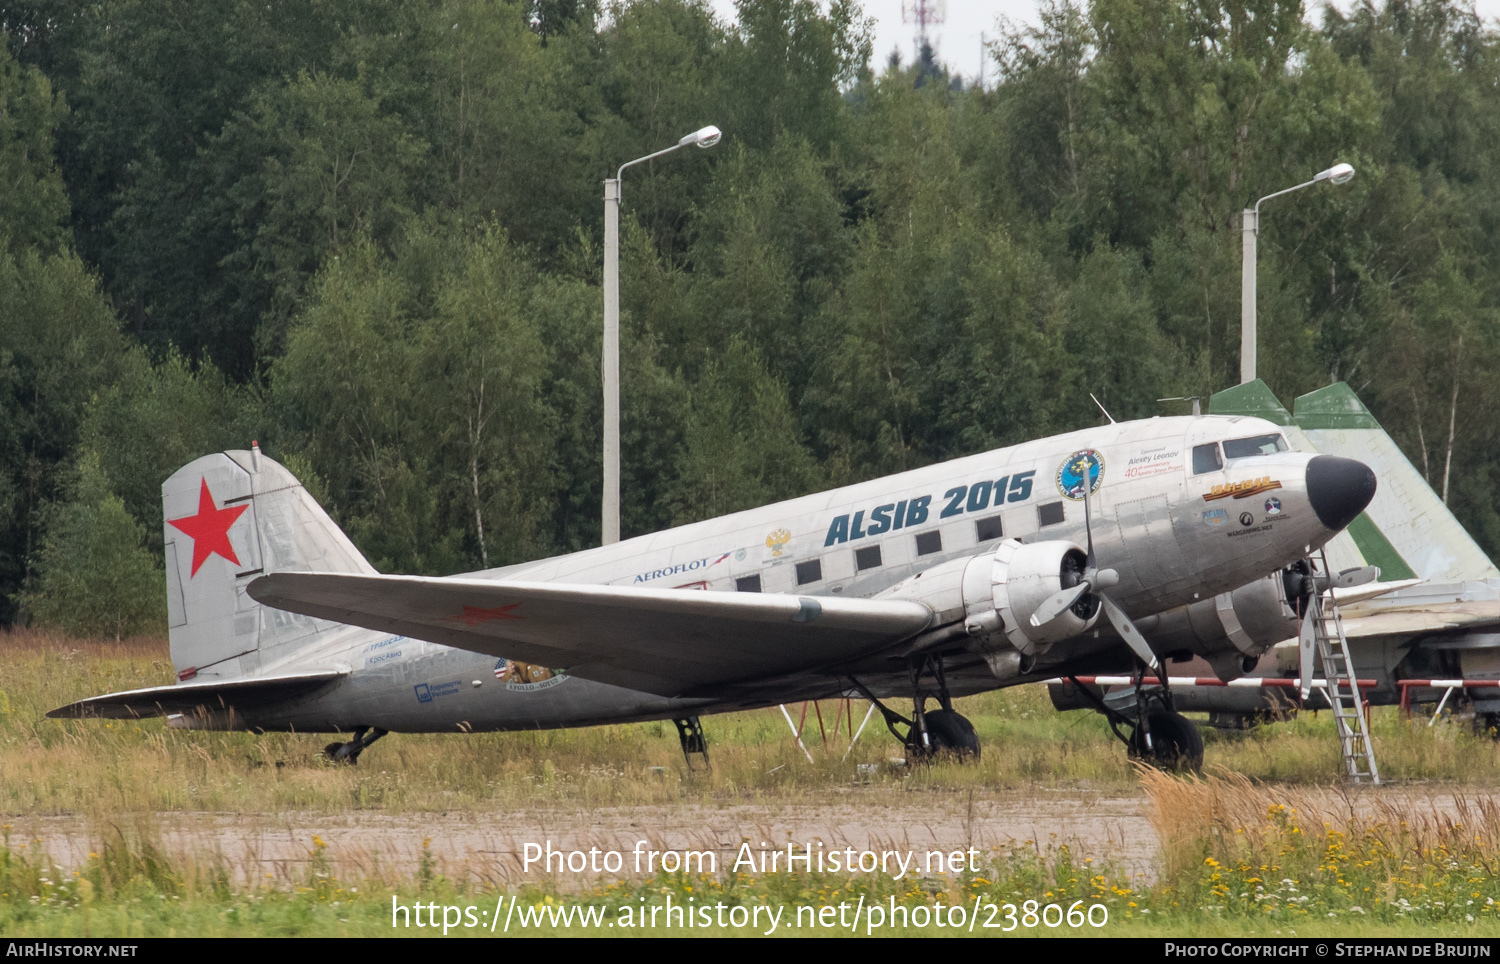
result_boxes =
[914,709,981,761]
[1128,712,1203,772]
[1474,713,1500,740]
[324,741,360,765]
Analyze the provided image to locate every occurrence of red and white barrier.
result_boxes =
[1047,675,1378,690]
[1047,675,1379,724]
[1397,678,1500,721]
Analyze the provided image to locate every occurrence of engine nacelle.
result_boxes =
[986,539,1101,654]
[877,538,1099,660]
[1135,572,1298,680]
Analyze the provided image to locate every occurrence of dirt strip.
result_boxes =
[8,789,1157,889]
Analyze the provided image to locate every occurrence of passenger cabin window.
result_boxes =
[1038,502,1065,527]
[736,574,762,592]
[1192,443,1223,475]
[1222,434,1288,459]
[914,531,942,556]
[795,559,823,585]
[855,546,882,571]
[974,516,1004,542]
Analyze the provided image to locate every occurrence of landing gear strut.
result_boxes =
[853,654,980,761]
[324,726,387,765]
[672,716,710,770]
[1066,669,1202,772]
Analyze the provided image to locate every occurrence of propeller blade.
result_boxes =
[1298,601,1318,701]
[1030,582,1090,627]
[1082,466,1096,568]
[1100,593,1160,672]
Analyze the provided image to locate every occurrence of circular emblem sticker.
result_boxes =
[1056,450,1105,500]
[1264,497,1282,516]
[1239,512,1255,527]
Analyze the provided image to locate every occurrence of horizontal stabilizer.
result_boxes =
[46,669,348,720]
[248,573,934,697]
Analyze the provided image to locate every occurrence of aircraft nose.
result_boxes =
[1305,455,1376,531]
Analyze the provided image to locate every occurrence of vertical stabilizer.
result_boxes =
[1293,383,1498,582]
[163,447,374,681]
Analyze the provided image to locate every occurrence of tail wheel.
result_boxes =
[1128,711,1203,772]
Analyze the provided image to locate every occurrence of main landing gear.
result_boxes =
[1066,668,1203,772]
[854,654,980,762]
[324,726,388,765]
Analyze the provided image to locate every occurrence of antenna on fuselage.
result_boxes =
[1089,393,1116,424]
[1157,396,1203,416]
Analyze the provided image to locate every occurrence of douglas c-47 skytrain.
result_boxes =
[50,411,1378,769]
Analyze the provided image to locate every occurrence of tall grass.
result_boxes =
[1140,768,1500,925]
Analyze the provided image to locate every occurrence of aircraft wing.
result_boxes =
[1340,605,1500,638]
[47,668,348,720]
[248,573,934,697]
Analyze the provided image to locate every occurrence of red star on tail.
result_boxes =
[169,478,249,576]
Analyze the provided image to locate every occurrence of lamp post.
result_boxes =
[1240,162,1355,384]
[602,125,722,544]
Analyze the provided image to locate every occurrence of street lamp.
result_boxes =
[602,125,722,544]
[1240,162,1356,384]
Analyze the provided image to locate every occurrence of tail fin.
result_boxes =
[1291,383,1498,583]
[162,444,374,682]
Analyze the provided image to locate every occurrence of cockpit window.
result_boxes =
[1222,434,1288,459]
[1192,443,1223,475]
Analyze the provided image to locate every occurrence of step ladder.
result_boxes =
[1309,553,1381,784]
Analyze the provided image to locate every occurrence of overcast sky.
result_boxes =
[706,0,1500,89]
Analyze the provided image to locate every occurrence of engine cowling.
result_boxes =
[877,538,1100,659]
[1133,572,1298,680]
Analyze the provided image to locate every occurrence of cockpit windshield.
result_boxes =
[1222,434,1288,459]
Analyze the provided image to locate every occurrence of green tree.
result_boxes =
[666,336,820,523]
[420,229,556,567]
[24,452,165,639]
[0,37,69,252]
[0,248,130,624]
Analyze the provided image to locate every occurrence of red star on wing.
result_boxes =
[168,478,250,577]
[441,604,524,627]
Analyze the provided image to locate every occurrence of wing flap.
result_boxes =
[248,573,933,697]
[47,669,348,720]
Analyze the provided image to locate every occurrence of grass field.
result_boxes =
[2,628,1499,937]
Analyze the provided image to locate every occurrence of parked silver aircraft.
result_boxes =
[49,414,1377,768]
[1052,380,1500,733]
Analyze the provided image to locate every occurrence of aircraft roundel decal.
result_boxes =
[1056,449,1105,501]
[168,478,249,576]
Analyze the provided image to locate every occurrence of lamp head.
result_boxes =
[679,125,723,149]
[1315,162,1356,185]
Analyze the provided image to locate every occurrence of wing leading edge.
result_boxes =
[248,573,934,697]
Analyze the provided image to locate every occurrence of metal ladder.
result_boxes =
[1309,554,1381,784]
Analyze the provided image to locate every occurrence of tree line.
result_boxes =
[1,0,1497,636]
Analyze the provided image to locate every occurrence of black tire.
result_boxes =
[1128,711,1204,772]
[1474,713,1500,740]
[914,709,981,760]
[324,741,359,765]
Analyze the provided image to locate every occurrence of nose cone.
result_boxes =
[1305,455,1376,531]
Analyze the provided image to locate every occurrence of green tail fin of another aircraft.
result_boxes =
[1290,383,1497,581]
